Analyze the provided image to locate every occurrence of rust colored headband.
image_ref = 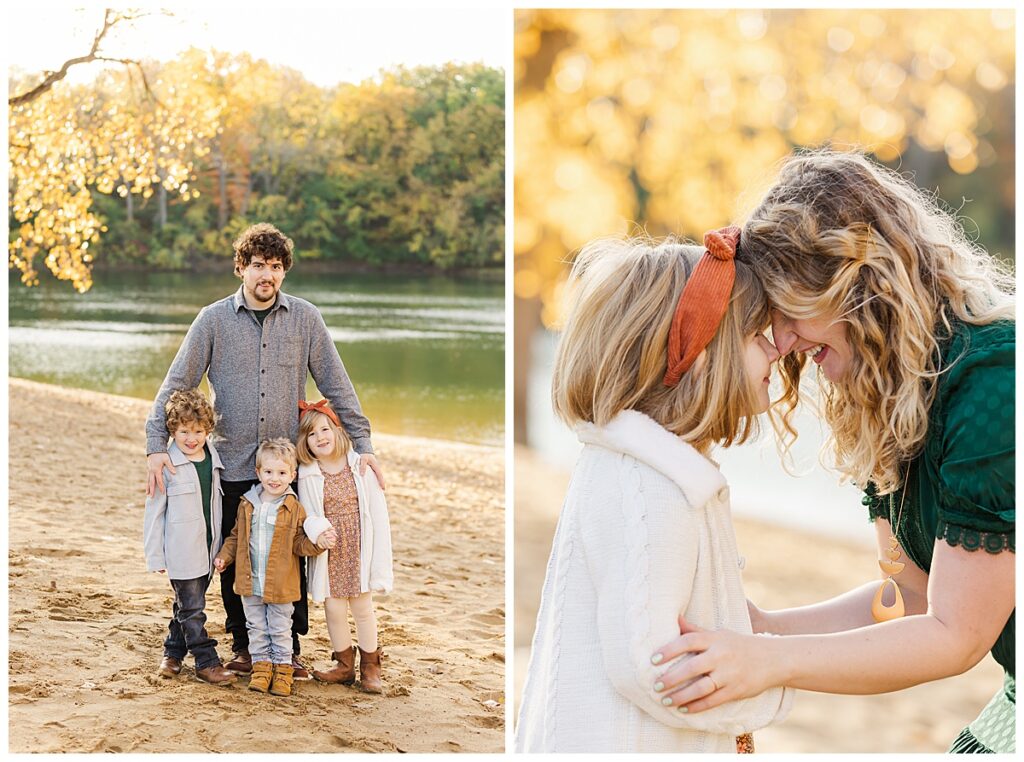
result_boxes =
[663,225,740,387]
[298,399,340,427]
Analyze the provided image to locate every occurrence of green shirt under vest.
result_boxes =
[194,444,214,550]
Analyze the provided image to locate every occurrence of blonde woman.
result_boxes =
[651,150,1015,754]
[515,230,793,753]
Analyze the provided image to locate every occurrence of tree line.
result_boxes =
[9,47,504,292]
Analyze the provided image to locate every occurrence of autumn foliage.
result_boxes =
[9,48,504,292]
[514,9,1015,325]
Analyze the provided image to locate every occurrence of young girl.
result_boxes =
[514,229,792,753]
[296,399,394,693]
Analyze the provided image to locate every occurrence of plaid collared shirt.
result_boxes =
[146,286,373,481]
[248,488,294,596]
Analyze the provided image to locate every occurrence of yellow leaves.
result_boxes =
[515,8,1014,321]
[9,52,222,292]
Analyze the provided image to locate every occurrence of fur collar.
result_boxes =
[575,409,727,509]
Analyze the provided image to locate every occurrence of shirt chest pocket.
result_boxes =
[166,481,202,523]
[274,509,299,530]
[276,338,304,367]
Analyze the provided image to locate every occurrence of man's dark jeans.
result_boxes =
[221,479,309,655]
[164,575,220,670]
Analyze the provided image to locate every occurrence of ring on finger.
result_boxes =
[706,674,720,692]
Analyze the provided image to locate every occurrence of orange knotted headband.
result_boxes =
[298,398,340,427]
[662,225,740,387]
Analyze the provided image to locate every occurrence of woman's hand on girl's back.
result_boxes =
[650,614,784,713]
[746,599,768,633]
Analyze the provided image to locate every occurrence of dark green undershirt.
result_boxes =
[252,307,272,325]
[193,444,213,550]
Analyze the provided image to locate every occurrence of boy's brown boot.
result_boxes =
[157,656,182,678]
[358,646,383,694]
[225,650,252,675]
[313,647,356,684]
[248,661,273,693]
[195,664,238,686]
[269,663,294,697]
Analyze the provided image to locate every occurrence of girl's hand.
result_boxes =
[213,558,226,572]
[651,614,780,713]
[317,528,337,549]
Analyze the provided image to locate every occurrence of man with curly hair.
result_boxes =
[144,222,384,681]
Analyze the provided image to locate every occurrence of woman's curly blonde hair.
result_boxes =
[739,148,1015,494]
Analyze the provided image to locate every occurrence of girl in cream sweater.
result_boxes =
[515,230,793,753]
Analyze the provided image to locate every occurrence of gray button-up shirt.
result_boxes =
[146,286,373,481]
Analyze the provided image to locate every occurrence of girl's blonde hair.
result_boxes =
[296,407,352,465]
[739,148,1015,493]
[552,236,770,453]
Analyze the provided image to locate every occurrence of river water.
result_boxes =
[8,270,504,447]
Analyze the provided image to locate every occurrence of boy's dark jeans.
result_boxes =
[164,575,220,670]
[221,479,309,656]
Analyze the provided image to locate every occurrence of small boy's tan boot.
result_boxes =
[269,663,294,697]
[248,661,273,693]
[358,646,383,694]
[314,647,356,684]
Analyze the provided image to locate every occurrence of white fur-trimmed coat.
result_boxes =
[515,410,793,753]
[298,449,393,601]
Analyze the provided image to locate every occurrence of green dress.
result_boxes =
[864,320,1015,754]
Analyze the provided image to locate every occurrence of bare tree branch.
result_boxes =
[95,56,160,103]
[9,9,160,107]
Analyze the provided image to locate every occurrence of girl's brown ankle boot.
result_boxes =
[314,646,356,684]
[358,646,383,694]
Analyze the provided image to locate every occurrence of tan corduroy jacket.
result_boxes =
[216,489,324,604]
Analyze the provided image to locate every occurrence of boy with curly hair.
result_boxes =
[143,388,236,686]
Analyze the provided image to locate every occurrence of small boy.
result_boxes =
[143,389,236,686]
[214,438,334,697]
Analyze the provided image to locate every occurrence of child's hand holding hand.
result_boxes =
[213,557,226,572]
[317,528,338,550]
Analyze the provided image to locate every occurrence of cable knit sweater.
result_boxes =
[515,410,793,753]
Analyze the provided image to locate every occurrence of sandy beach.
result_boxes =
[514,445,1007,753]
[8,378,504,753]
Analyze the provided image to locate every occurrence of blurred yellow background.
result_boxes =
[513,8,1014,753]
[514,8,1013,332]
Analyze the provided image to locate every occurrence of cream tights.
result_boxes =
[325,593,378,653]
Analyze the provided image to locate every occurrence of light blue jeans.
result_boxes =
[241,595,294,665]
